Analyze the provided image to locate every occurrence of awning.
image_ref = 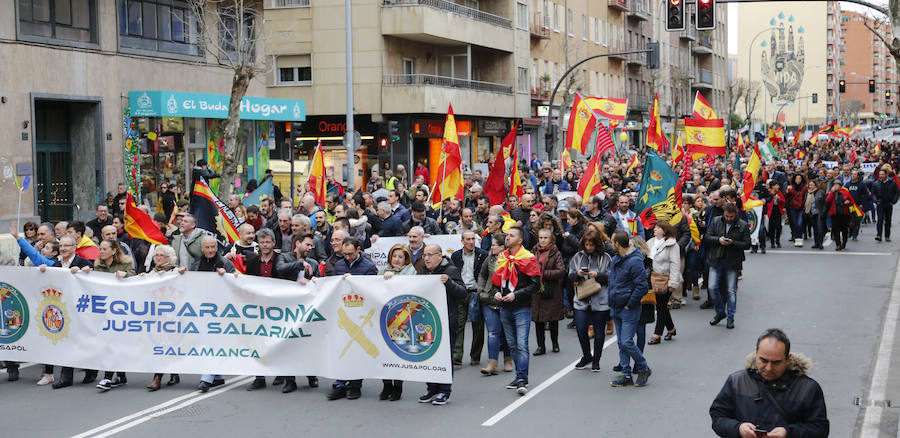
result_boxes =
[129,91,305,122]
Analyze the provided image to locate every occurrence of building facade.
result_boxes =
[735,1,840,129]
[839,9,897,123]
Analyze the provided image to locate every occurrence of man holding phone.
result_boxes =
[704,202,751,329]
[710,329,829,438]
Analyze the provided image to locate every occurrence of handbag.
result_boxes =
[650,271,670,293]
[576,278,602,300]
[640,291,656,305]
[467,292,483,324]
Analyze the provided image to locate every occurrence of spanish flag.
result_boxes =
[491,246,541,289]
[838,187,864,217]
[190,179,243,243]
[388,302,422,334]
[740,147,765,211]
[584,97,628,121]
[124,193,169,245]
[561,147,572,170]
[647,93,669,151]
[430,104,465,209]
[684,117,726,156]
[672,133,685,163]
[875,142,882,156]
[792,120,805,148]
[682,213,701,246]
[566,94,598,154]
[308,140,326,207]
[796,149,806,160]
[483,126,515,206]
[692,91,718,119]
[768,125,784,145]
[625,154,640,177]
[576,140,605,204]
[508,141,524,199]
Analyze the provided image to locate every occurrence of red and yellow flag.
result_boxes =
[838,187,864,217]
[684,118,726,156]
[768,125,784,145]
[647,93,669,151]
[431,104,464,209]
[672,133,685,163]
[508,141,524,199]
[124,193,169,245]
[566,94,598,154]
[740,147,765,210]
[576,141,605,203]
[875,142,882,155]
[625,154,640,177]
[483,125,515,206]
[692,91,718,120]
[308,140,326,207]
[491,246,541,289]
[561,147,572,170]
[584,97,628,121]
[792,120,806,148]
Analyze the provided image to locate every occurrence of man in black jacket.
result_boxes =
[710,328,828,438]
[492,227,540,395]
[417,244,468,406]
[449,230,488,366]
[872,165,900,242]
[705,203,751,329]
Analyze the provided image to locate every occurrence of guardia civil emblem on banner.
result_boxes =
[380,295,442,362]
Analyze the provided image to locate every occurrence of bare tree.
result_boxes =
[744,80,762,124]
[188,0,266,198]
[728,79,748,131]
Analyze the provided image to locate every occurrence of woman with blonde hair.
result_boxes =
[142,244,186,390]
[379,244,417,400]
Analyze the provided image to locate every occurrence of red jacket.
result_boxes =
[825,190,849,216]
[786,184,808,210]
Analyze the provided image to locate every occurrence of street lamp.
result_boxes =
[746,27,778,128]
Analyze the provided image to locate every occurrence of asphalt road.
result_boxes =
[2,221,900,438]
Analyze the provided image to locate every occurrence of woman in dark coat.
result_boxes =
[532,228,566,355]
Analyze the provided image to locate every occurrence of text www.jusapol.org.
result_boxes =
[382,363,448,372]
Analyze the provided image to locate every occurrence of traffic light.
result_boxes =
[289,122,303,147]
[646,42,660,69]
[665,0,684,31]
[812,93,818,104]
[839,80,846,93]
[388,120,400,142]
[697,0,715,30]
[869,79,876,93]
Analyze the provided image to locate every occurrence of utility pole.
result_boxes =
[344,0,355,189]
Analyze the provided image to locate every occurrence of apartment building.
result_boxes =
[264,0,531,187]
[1,0,285,226]
[839,9,897,123]
[736,1,839,128]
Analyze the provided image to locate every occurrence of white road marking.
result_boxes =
[71,375,252,438]
[482,336,617,427]
[763,250,892,256]
[859,253,900,438]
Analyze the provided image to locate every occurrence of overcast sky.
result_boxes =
[727,1,888,54]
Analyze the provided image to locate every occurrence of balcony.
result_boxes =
[608,0,628,12]
[531,86,550,101]
[626,47,644,67]
[608,39,627,61]
[692,33,713,55]
[381,0,514,53]
[627,0,649,21]
[680,27,697,41]
[530,13,550,39]
[628,94,650,111]
[382,74,516,117]
[692,68,713,89]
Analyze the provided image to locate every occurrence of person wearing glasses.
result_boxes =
[16,221,38,265]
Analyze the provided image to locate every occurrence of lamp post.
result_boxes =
[746,27,778,129]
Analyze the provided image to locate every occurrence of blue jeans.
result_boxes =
[500,307,532,382]
[789,208,804,240]
[709,265,738,320]
[574,308,610,360]
[610,306,648,377]
[426,320,456,395]
[482,306,510,360]
[201,374,223,384]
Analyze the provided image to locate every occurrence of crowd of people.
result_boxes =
[0,133,887,428]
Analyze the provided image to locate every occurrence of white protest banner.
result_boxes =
[366,234,464,270]
[822,160,839,169]
[748,205,764,245]
[861,162,879,174]
[0,267,451,383]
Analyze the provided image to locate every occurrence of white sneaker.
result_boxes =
[36,374,54,386]
[794,238,803,247]
[96,378,113,392]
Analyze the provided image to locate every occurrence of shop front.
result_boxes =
[127,91,305,206]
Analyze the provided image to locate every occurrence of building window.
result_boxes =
[272,0,309,6]
[276,54,312,85]
[517,67,528,93]
[220,7,257,58]
[593,17,599,43]
[566,8,573,37]
[542,0,549,28]
[553,3,559,31]
[18,0,97,43]
[118,0,199,56]
[581,14,587,40]
[516,2,528,30]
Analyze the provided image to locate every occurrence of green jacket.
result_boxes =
[93,257,137,278]
[171,230,204,268]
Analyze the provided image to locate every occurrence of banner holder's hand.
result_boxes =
[177,267,187,275]
[39,264,48,273]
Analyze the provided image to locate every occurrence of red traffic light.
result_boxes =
[670,0,681,5]
[698,0,710,4]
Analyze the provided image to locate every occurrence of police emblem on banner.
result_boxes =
[380,295,442,362]
[0,282,29,344]
[37,286,68,344]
